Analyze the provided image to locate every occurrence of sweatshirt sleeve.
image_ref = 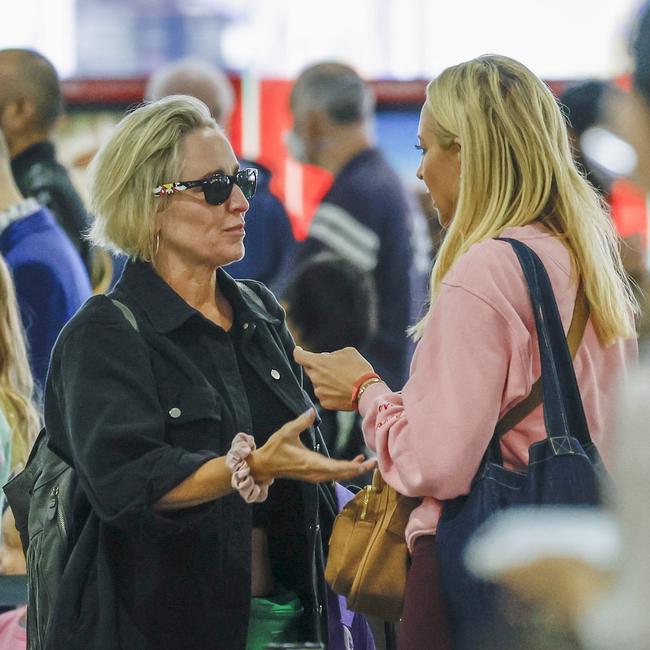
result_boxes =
[358,281,527,500]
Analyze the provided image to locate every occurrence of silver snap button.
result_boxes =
[270,369,280,380]
[242,322,249,330]
[169,407,181,418]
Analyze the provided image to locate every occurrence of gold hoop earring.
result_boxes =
[155,232,160,255]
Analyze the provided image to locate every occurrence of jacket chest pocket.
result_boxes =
[163,386,224,453]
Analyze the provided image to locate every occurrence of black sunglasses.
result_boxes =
[153,168,257,206]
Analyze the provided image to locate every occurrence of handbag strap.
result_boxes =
[493,281,589,439]
[488,238,593,463]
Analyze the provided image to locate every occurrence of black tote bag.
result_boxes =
[435,238,606,650]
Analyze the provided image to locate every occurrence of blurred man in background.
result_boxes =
[560,80,647,282]
[0,49,93,277]
[0,131,90,392]
[289,62,430,389]
[146,58,297,295]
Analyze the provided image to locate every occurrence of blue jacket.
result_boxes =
[226,161,296,295]
[0,206,91,391]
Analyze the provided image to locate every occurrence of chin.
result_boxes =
[435,207,449,229]
[219,245,246,268]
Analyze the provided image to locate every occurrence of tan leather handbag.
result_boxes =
[325,470,419,621]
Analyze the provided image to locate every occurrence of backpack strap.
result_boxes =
[493,281,589,439]
[111,299,139,332]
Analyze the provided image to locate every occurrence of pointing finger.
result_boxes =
[293,346,324,368]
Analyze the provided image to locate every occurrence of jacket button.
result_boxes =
[270,369,280,380]
[242,322,249,330]
[169,407,181,418]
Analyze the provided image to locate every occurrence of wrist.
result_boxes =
[351,372,382,405]
[247,448,271,484]
[356,377,382,404]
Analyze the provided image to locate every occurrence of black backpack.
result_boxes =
[2,299,139,649]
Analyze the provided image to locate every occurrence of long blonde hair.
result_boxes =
[0,256,40,471]
[413,55,636,344]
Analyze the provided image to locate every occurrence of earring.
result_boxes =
[155,232,160,255]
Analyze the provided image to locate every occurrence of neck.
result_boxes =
[316,125,372,175]
[8,131,49,159]
[153,254,232,329]
[0,163,25,211]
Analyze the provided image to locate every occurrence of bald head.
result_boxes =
[0,49,62,132]
[291,62,375,125]
[145,59,235,127]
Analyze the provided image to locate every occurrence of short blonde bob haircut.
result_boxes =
[89,95,218,260]
[413,54,637,345]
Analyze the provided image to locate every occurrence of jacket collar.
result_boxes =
[115,259,279,334]
[11,141,56,177]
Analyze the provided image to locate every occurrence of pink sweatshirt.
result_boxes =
[358,224,637,550]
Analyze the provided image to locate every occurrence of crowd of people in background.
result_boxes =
[0,2,649,648]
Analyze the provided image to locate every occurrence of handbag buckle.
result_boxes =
[360,485,377,520]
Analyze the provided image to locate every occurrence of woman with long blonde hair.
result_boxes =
[0,254,39,481]
[296,54,638,648]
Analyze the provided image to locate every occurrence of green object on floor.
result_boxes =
[246,590,304,650]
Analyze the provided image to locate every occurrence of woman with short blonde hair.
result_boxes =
[89,95,218,260]
[43,95,374,649]
[296,54,637,648]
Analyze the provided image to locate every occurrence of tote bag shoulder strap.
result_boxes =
[491,237,592,453]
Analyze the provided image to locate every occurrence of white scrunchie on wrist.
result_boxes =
[225,433,273,503]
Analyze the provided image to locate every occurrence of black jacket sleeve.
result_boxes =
[44,297,219,540]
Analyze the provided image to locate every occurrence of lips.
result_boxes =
[224,223,245,234]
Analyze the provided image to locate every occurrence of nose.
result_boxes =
[416,158,424,181]
[228,184,250,213]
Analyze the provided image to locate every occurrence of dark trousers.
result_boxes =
[398,536,452,650]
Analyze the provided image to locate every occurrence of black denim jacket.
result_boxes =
[43,260,329,649]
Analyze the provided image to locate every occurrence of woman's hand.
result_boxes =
[293,346,376,411]
[248,409,376,484]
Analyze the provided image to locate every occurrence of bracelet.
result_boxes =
[225,433,273,503]
[356,377,382,403]
[350,372,382,404]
